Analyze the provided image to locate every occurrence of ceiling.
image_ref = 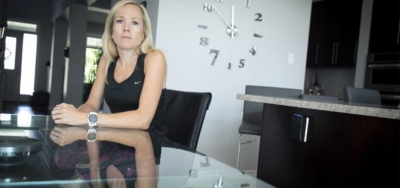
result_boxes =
[52,0,110,24]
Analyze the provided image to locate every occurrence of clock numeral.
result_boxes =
[228,63,231,70]
[254,33,263,38]
[249,46,256,56]
[204,3,213,12]
[247,0,251,8]
[200,37,209,46]
[239,59,245,68]
[209,49,220,66]
[198,25,207,29]
[255,13,262,22]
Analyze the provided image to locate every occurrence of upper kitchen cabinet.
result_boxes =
[369,0,400,54]
[306,0,363,68]
[306,1,329,68]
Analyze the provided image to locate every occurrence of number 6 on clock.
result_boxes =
[209,49,220,66]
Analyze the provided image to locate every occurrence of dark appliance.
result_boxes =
[365,53,400,105]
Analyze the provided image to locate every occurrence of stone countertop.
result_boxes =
[237,94,400,120]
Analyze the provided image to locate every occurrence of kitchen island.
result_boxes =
[237,94,400,187]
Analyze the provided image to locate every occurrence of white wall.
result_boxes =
[155,0,312,170]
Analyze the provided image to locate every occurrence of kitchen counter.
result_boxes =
[237,94,400,120]
[238,93,400,187]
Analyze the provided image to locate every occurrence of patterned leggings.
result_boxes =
[50,140,137,187]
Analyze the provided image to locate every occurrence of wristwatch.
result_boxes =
[86,127,97,142]
[87,112,98,127]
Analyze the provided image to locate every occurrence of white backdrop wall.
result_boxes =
[155,0,312,170]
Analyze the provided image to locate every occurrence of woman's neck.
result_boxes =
[117,48,141,69]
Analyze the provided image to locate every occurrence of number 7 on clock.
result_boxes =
[209,49,220,66]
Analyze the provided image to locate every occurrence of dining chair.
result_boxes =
[237,85,302,169]
[343,86,381,105]
[163,89,212,153]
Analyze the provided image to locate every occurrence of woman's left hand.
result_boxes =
[50,125,86,146]
[51,103,85,126]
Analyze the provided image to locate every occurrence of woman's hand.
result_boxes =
[89,163,103,188]
[52,103,86,126]
[50,125,86,146]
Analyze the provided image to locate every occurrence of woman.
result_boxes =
[50,0,167,187]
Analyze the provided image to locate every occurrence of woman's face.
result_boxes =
[112,4,144,51]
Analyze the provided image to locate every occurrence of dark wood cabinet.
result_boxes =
[335,1,363,67]
[306,0,362,68]
[369,0,400,54]
[306,2,328,68]
[257,104,400,187]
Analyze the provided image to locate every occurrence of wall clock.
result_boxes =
[199,0,264,70]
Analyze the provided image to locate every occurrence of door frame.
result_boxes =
[3,29,37,104]
[3,30,23,103]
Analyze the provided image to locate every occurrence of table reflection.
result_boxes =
[50,126,157,188]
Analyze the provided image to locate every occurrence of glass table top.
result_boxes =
[0,114,274,188]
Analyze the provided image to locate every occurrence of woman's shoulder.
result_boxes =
[144,49,165,59]
[144,50,166,64]
[143,50,166,72]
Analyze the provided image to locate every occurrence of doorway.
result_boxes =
[3,31,22,103]
[3,30,37,103]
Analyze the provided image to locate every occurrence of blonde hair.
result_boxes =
[102,0,155,83]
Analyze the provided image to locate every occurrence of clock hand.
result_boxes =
[212,5,232,29]
[231,6,234,38]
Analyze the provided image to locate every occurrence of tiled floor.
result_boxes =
[2,102,50,115]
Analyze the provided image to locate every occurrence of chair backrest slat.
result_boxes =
[165,89,212,152]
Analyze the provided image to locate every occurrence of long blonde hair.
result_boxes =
[102,0,154,83]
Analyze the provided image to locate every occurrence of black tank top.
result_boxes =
[104,54,167,138]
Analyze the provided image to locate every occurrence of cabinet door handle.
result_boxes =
[368,64,400,68]
[397,17,400,44]
[331,42,336,64]
[315,43,319,65]
[354,41,358,64]
[335,42,340,64]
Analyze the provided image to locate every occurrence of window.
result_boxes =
[84,37,102,84]
[4,37,17,70]
[84,48,102,84]
[20,33,37,95]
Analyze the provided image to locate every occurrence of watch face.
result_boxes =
[87,132,97,140]
[89,114,98,123]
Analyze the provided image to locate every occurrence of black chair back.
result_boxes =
[164,89,212,152]
[243,85,302,125]
[343,86,381,105]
